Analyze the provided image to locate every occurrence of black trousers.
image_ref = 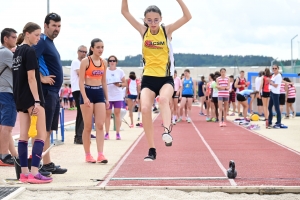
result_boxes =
[72,91,83,139]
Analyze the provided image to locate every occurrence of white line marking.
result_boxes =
[231,122,300,156]
[111,177,228,181]
[191,120,237,186]
[98,114,160,188]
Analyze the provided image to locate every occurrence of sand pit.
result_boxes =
[13,189,300,200]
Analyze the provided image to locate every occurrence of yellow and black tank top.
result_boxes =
[142,26,174,77]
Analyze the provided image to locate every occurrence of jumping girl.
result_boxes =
[126,71,139,128]
[13,22,52,183]
[79,38,109,163]
[121,0,192,161]
[179,69,196,123]
[216,68,230,127]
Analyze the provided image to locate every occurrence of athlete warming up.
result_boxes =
[79,38,109,164]
[121,0,192,161]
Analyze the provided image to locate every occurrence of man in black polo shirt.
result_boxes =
[33,13,67,174]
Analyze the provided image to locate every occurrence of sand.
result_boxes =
[14,190,300,200]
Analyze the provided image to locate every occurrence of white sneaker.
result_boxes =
[187,118,191,123]
[162,133,173,146]
[172,120,176,125]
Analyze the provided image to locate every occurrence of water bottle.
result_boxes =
[28,115,37,138]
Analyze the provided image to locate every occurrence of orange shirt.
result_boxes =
[85,56,105,80]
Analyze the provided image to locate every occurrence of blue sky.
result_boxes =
[1,0,300,61]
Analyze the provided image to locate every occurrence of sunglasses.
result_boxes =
[272,68,278,70]
[78,50,87,53]
[108,60,117,62]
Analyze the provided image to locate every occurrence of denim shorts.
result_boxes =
[218,97,229,102]
[0,92,17,127]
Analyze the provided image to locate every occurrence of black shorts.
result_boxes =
[43,89,60,132]
[262,91,270,98]
[182,94,193,98]
[63,97,68,103]
[279,94,286,105]
[141,75,174,97]
[257,98,263,106]
[212,97,218,103]
[237,93,246,102]
[172,91,179,98]
[287,98,295,103]
[229,92,236,103]
[80,85,105,104]
[68,97,74,102]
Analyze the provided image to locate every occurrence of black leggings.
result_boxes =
[214,101,219,119]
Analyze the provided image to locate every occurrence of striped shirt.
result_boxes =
[280,82,286,94]
[288,84,296,98]
[217,77,229,97]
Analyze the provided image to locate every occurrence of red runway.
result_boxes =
[99,108,300,187]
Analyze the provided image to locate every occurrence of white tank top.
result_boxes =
[128,79,137,95]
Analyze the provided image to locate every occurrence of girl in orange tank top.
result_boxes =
[79,38,109,164]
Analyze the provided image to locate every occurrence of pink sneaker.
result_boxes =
[104,133,109,140]
[97,154,108,164]
[86,155,96,163]
[116,133,121,140]
[27,173,52,184]
[19,173,28,183]
[129,124,134,128]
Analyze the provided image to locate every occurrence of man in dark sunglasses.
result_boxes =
[33,12,67,175]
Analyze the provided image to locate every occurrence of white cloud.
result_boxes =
[0,0,299,61]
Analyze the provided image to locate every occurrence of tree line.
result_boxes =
[61,53,297,67]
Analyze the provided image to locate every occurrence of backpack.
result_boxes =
[232,77,247,92]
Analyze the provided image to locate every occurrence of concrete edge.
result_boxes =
[2,187,26,200]
[22,186,300,194]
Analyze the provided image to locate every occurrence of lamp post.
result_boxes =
[291,35,298,67]
[47,0,50,14]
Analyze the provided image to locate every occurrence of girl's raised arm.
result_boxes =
[165,0,192,36]
[121,0,147,36]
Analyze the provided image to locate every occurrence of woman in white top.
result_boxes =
[267,65,283,129]
[126,71,140,127]
[104,55,126,140]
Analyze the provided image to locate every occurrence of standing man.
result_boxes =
[0,28,18,166]
[33,13,67,174]
[71,45,87,144]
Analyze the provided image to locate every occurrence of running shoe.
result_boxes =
[187,118,191,123]
[144,148,156,161]
[177,118,182,123]
[239,112,243,117]
[273,124,281,129]
[116,133,121,140]
[293,112,296,118]
[129,124,134,128]
[152,107,158,112]
[27,173,52,184]
[219,122,223,127]
[104,133,109,140]
[285,116,289,119]
[0,154,14,166]
[172,120,176,125]
[206,117,211,122]
[211,118,216,122]
[230,113,235,116]
[162,133,173,147]
[222,121,227,127]
[199,112,205,116]
[41,162,67,174]
[91,134,96,139]
[86,155,96,163]
[97,154,108,164]
[19,173,28,183]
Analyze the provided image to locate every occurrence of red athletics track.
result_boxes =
[99,108,300,187]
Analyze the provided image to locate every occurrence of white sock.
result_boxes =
[138,112,140,118]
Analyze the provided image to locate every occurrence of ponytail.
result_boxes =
[16,33,24,45]
[88,47,93,56]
